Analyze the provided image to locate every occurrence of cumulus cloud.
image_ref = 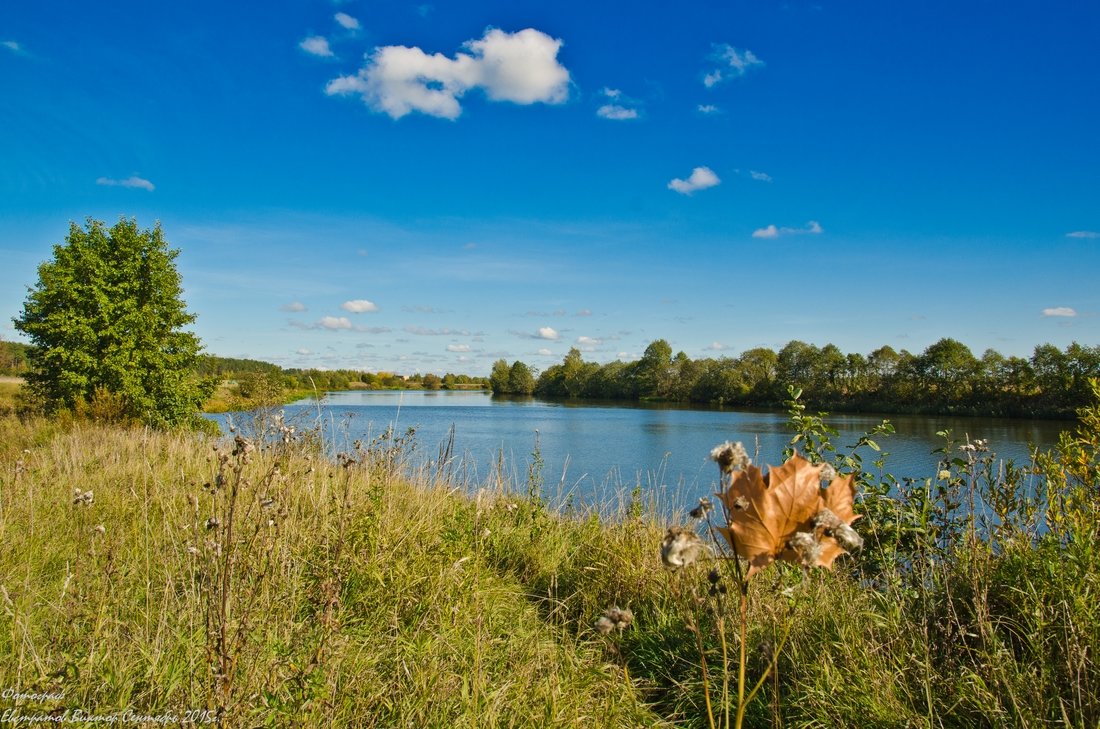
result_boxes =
[752,220,823,239]
[318,316,353,329]
[96,176,155,191]
[596,87,640,120]
[341,299,378,313]
[3,40,23,54]
[1042,307,1077,317]
[704,44,764,88]
[325,27,570,119]
[697,104,720,114]
[668,166,720,195]
[576,336,601,347]
[537,348,553,356]
[280,301,307,312]
[749,170,772,182]
[1066,230,1099,239]
[334,12,360,30]
[300,35,334,57]
[296,348,312,355]
[705,342,728,351]
[446,343,471,352]
[537,326,559,340]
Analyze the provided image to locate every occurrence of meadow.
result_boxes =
[0,381,1097,727]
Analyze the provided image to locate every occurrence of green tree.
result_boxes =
[635,339,674,399]
[489,359,511,394]
[508,361,536,395]
[14,218,205,427]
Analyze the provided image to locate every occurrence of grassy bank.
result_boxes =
[1,386,1098,726]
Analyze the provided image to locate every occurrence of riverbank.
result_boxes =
[1,390,1097,726]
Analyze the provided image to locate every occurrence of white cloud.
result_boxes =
[704,44,765,88]
[317,316,353,330]
[597,104,638,120]
[697,104,720,114]
[300,36,334,57]
[749,170,772,182]
[334,12,360,30]
[1066,230,1099,239]
[341,299,378,313]
[280,301,307,312]
[537,348,553,356]
[576,336,601,348]
[325,27,570,119]
[575,309,592,317]
[1042,307,1077,317]
[96,176,155,191]
[296,348,312,355]
[446,343,471,352]
[705,342,728,351]
[668,166,720,195]
[753,220,823,239]
[596,87,639,120]
[2,40,22,54]
[537,326,560,340]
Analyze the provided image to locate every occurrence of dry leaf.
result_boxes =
[715,452,860,577]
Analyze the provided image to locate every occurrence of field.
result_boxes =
[0,388,1098,727]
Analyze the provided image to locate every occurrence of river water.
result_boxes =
[208,390,1070,515]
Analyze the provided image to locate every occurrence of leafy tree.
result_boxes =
[508,360,536,395]
[14,218,206,427]
[635,339,674,398]
[489,359,511,394]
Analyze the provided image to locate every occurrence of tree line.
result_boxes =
[491,338,1100,418]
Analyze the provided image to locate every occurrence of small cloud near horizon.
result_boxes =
[1042,307,1077,317]
[668,166,720,195]
[536,326,559,340]
[280,301,307,312]
[1066,230,1099,239]
[341,299,378,313]
[96,175,155,191]
[697,104,720,114]
[752,220,823,239]
[3,40,24,54]
[749,170,772,182]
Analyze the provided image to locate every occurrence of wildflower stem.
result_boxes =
[734,581,748,729]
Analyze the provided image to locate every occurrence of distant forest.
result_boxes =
[0,339,30,376]
[195,355,489,394]
[491,338,1100,419]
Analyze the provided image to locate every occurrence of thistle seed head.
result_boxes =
[786,531,822,568]
[709,441,751,473]
[660,527,706,570]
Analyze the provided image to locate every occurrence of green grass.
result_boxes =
[1,388,1098,727]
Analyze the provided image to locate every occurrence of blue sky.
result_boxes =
[2,1,1098,375]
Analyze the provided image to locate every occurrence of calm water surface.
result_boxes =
[210,390,1069,514]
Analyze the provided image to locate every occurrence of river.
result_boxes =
[207,390,1070,515]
